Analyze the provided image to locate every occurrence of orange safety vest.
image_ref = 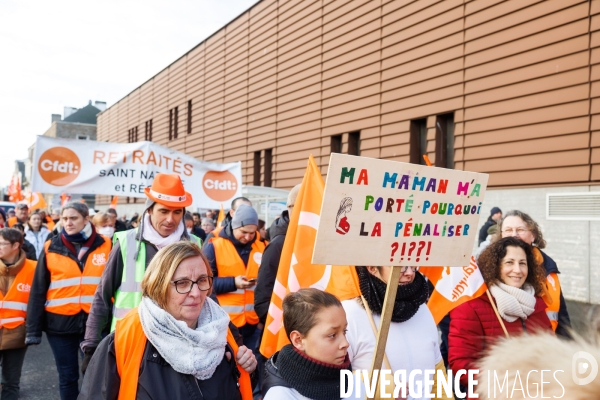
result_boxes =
[115,309,252,400]
[44,238,111,315]
[212,236,265,327]
[542,272,561,332]
[45,216,55,231]
[0,259,36,329]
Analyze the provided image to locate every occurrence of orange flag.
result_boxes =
[109,196,119,209]
[24,192,47,210]
[259,155,360,358]
[8,175,23,202]
[60,193,71,206]
[217,204,225,226]
[420,256,487,324]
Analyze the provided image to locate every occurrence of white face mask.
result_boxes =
[98,226,115,238]
[186,227,192,234]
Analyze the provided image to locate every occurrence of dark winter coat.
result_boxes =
[448,294,552,394]
[254,211,289,324]
[477,218,496,245]
[26,233,108,342]
[202,224,255,295]
[539,249,571,338]
[79,331,243,400]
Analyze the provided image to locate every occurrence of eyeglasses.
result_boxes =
[400,266,419,273]
[171,276,213,294]
[502,228,529,235]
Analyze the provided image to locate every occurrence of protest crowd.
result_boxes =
[0,168,593,400]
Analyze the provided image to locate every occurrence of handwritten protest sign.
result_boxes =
[312,154,488,267]
[31,136,242,209]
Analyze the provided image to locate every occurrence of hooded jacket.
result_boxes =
[254,211,289,324]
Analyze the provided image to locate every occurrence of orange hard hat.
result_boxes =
[144,173,193,208]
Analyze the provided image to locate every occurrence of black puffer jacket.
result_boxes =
[26,232,109,342]
[79,331,243,400]
[254,211,290,324]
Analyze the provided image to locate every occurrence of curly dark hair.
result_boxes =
[478,237,546,296]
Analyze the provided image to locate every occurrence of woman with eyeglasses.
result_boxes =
[497,210,571,338]
[79,241,256,400]
[448,237,553,399]
[343,265,452,399]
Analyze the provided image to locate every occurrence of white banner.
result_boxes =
[312,153,489,267]
[31,136,242,209]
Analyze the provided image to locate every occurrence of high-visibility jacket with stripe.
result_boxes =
[543,272,561,332]
[114,308,252,400]
[44,238,111,315]
[110,229,202,331]
[213,236,265,327]
[0,259,36,329]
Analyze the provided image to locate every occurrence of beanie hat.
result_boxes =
[287,184,301,208]
[231,204,258,229]
[490,206,502,216]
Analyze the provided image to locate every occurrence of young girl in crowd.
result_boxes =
[262,288,352,400]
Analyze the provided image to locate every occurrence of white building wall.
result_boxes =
[477,186,600,305]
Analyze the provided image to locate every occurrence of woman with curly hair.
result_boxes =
[448,237,552,399]
[497,210,571,337]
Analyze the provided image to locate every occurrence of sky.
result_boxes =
[0,0,260,189]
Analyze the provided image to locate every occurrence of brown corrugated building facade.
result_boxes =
[96,0,600,305]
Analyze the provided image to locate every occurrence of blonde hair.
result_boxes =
[141,241,212,308]
[92,211,111,228]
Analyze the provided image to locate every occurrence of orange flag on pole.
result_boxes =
[8,175,23,202]
[24,192,47,210]
[420,256,487,324]
[217,204,225,226]
[259,155,360,358]
[109,196,119,209]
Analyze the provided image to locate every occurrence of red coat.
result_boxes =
[448,294,552,396]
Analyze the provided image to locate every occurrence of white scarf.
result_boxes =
[489,282,536,323]
[142,213,185,249]
[138,296,230,380]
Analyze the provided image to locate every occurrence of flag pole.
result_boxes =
[361,295,392,370]
[367,265,402,400]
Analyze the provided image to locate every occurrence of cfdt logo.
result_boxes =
[202,171,238,201]
[38,147,81,186]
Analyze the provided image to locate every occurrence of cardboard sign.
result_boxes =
[31,136,242,209]
[312,154,489,267]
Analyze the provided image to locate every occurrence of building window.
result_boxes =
[187,100,192,135]
[145,119,153,141]
[331,134,342,154]
[144,121,151,141]
[435,113,455,169]
[128,126,138,142]
[77,135,88,140]
[348,131,360,156]
[169,107,178,140]
[410,118,428,165]
[264,149,272,187]
[253,151,261,186]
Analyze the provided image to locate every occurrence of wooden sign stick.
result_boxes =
[366,265,402,400]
